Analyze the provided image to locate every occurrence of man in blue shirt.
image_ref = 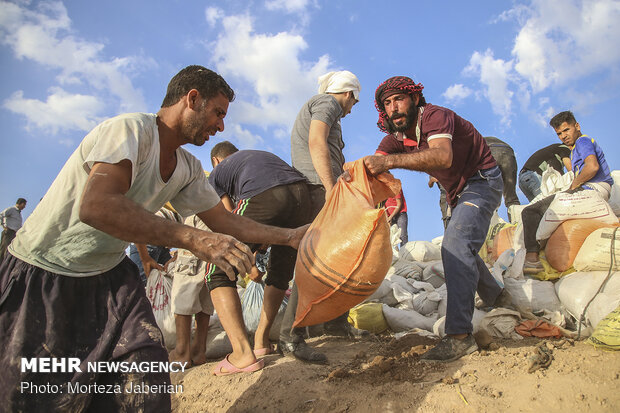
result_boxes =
[522,111,613,274]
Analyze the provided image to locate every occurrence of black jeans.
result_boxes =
[488,143,521,210]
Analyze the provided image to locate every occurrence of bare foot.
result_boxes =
[169,348,191,365]
[219,351,259,373]
[190,347,207,366]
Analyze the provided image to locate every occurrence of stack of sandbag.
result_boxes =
[544,220,619,272]
[573,227,620,271]
[555,271,620,334]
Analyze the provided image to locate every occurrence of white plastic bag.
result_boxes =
[573,227,620,272]
[606,170,620,216]
[503,277,562,313]
[399,241,441,262]
[241,280,288,339]
[146,269,176,349]
[382,304,437,332]
[536,190,618,241]
[555,271,620,330]
[540,167,574,197]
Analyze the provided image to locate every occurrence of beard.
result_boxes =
[388,101,418,133]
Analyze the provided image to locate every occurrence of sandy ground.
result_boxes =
[170,333,619,413]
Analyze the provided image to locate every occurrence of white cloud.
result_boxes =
[265,0,314,14]
[205,6,223,26]
[3,88,104,134]
[464,49,514,126]
[511,0,620,92]
[442,84,473,104]
[207,13,332,135]
[0,0,150,133]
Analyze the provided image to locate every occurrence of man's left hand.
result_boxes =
[363,155,390,176]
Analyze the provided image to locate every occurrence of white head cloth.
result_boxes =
[317,70,361,100]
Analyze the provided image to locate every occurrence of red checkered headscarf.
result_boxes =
[375,76,424,133]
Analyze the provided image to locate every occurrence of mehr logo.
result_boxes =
[21,358,82,373]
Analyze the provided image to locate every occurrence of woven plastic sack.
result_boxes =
[348,302,389,334]
[536,190,618,241]
[588,305,620,350]
[492,224,517,262]
[241,280,288,339]
[545,219,618,272]
[294,159,400,327]
[607,170,620,216]
[573,227,620,272]
[146,269,175,348]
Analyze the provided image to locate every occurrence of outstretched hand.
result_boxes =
[363,155,390,176]
[192,232,254,281]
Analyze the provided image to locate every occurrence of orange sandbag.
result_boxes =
[545,219,619,272]
[492,225,517,262]
[515,320,563,338]
[293,159,401,327]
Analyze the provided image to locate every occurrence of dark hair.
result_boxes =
[549,111,577,129]
[16,198,26,204]
[161,65,235,108]
[210,141,239,166]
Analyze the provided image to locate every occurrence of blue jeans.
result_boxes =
[392,211,409,246]
[442,166,503,335]
[128,244,172,285]
[518,169,542,202]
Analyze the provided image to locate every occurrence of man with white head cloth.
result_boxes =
[279,70,361,363]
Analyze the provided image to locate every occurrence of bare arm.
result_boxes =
[196,202,308,251]
[221,194,235,212]
[387,197,403,222]
[562,157,572,172]
[364,138,453,176]
[308,119,336,192]
[570,154,599,190]
[135,243,163,277]
[79,160,254,279]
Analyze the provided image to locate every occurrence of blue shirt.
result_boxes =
[571,135,613,186]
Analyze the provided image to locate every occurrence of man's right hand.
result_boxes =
[192,232,254,281]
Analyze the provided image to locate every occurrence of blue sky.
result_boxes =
[1,0,619,242]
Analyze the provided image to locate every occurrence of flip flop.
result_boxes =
[253,345,275,356]
[212,354,265,376]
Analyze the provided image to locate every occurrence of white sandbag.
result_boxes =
[382,304,438,332]
[536,190,619,241]
[607,170,620,216]
[385,273,415,293]
[392,283,415,306]
[390,224,402,264]
[431,235,444,247]
[146,269,175,349]
[364,278,393,303]
[421,260,445,288]
[555,271,620,330]
[506,248,526,280]
[478,308,523,340]
[508,204,526,224]
[399,241,441,262]
[205,317,233,359]
[573,227,620,272]
[432,309,488,338]
[410,291,442,316]
[241,280,288,339]
[390,259,423,279]
[540,167,573,197]
[436,284,448,318]
[503,277,562,313]
[491,248,513,287]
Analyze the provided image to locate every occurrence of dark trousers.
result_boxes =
[392,211,409,246]
[442,167,504,335]
[0,254,171,412]
[488,144,521,210]
[522,193,557,253]
[0,228,16,262]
